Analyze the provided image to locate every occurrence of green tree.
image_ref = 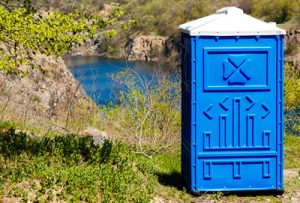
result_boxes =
[0,1,115,75]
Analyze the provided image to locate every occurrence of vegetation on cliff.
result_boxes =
[28,0,300,35]
[29,0,300,62]
[0,0,121,75]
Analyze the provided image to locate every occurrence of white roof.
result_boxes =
[178,7,286,36]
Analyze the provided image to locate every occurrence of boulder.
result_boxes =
[81,127,109,146]
[285,28,300,71]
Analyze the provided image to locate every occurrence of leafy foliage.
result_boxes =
[0,127,155,202]
[284,64,300,135]
[106,0,299,37]
[119,0,215,36]
[124,0,300,36]
[0,6,109,75]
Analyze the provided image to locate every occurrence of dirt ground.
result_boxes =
[153,168,300,203]
[282,168,300,203]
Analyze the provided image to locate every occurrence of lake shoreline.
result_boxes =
[66,55,172,105]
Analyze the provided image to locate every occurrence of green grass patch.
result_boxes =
[0,128,156,202]
[284,135,300,168]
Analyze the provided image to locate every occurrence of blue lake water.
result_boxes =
[64,55,163,105]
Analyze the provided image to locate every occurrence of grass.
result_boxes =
[153,135,300,202]
[0,125,156,202]
[284,135,300,168]
[0,120,299,202]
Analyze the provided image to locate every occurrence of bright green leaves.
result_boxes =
[284,64,300,135]
[106,29,118,38]
[0,129,155,202]
[0,6,109,75]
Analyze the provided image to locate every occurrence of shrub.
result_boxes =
[252,0,300,23]
[0,128,156,202]
[100,68,181,151]
[284,63,300,135]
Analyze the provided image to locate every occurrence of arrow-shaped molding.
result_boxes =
[245,95,255,111]
[261,103,271,119]
[203,104,213,120]
[219,96,229,111]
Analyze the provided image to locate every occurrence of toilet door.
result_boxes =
[195,37,280,191]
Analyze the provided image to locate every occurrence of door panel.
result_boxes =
[195,40,277,190]
[196,157,277,190]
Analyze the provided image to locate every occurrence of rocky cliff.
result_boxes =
[285,28,300,70]
[71,29,300,70]
[0,53,95,132]
[125,35,166,61]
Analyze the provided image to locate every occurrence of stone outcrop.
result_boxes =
[80,127,109,146]
[70,27,300,72]
[285,28,300,70]
[286,28,300,44]
[69,33,180,63]
[125,35,168,61]
[0,53,94,126]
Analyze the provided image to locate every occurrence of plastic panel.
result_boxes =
[181,35,284,192]
[181,33,192,187]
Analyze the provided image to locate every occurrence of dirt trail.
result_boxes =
[283,168,300,203]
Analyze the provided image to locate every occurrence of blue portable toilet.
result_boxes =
[179,7,286,192]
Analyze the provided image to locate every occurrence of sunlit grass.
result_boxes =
[284,135,300,168]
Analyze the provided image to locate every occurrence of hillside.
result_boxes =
[0,0,299,202]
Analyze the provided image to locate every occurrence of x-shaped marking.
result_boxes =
[223,55,251,85]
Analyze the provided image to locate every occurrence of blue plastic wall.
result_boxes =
[181,33,284,192]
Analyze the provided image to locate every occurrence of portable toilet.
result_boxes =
[179,7,286,192]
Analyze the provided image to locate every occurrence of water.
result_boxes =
[64,55,163,105]
[65,55,300,135]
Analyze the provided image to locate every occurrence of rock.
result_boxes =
[291,197,298,203]
[0,51,95,127]
[285,28,300,71]
[282,194,288,199]
[125,35,168,61]
[284,168,299,179]
[150,196,165,203]
[2,197,21,203]
[81,127,109,146]
[14,129,33,137]
[68,37,97,56]
[99,4,115,18]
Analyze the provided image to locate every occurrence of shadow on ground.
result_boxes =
[156,170,183,190]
